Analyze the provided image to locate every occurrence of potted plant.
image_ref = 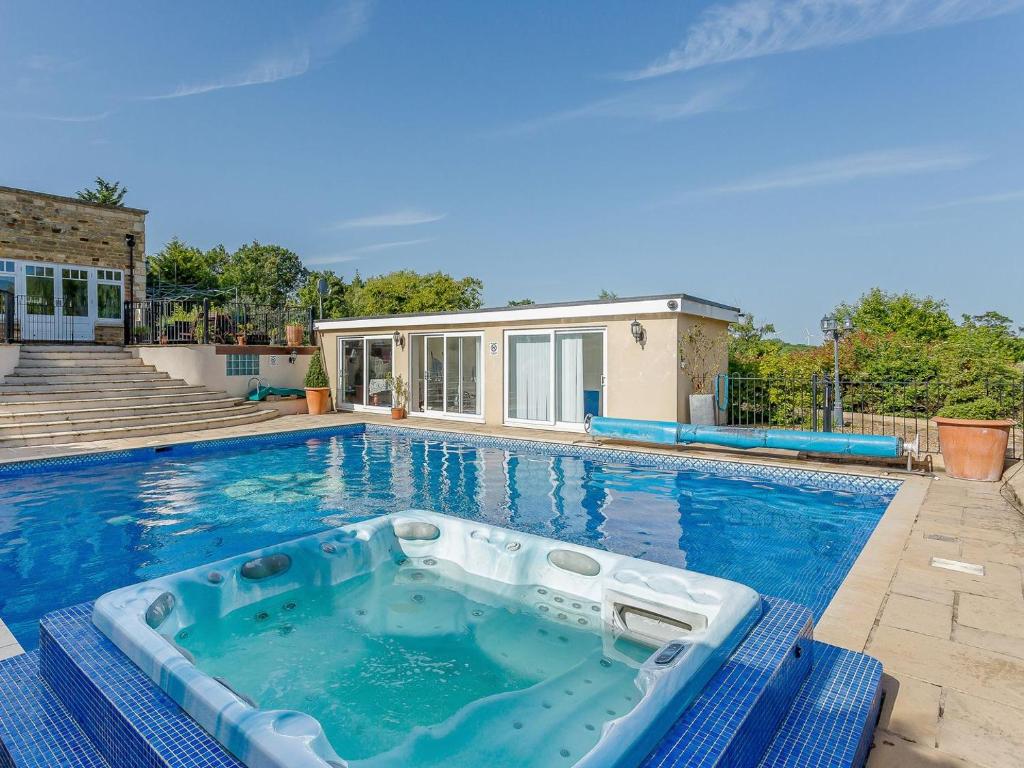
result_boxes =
[132,324,151,344]
[236,323,251,346]
[286,322,305,347]
[304,349,331,415]
[680,323,726,426]
[934,397,1015,481]
[386,373,408,420]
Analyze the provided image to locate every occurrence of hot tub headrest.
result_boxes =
[393,521,441,541]
[240,553,292,581]
[145,591,176,629]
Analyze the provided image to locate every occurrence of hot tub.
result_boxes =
[92,511,761,768]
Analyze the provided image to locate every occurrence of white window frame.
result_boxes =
[503,327,607,432]
[408,331,485,423]
[96,268,124,323]
[335,334,395,413]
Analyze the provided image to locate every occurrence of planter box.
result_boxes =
[934,417,1014,481]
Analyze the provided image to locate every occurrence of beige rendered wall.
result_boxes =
[0,344,19,379]
[136,346,311,398]
[317,312,730,426]
[676,316,731,423]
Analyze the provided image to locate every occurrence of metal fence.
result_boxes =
[1,292,82,344]
[721,373,1024,459]
[124,299,314,346]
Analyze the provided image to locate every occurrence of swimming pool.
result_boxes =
[0,424,898,650]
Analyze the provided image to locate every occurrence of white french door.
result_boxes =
[409,332,483,420]
[505,328,605,431]
[337,335,395,411]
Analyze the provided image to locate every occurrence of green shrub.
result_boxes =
[304,350,329,388]
[937,397,1006,420]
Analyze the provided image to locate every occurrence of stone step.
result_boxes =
[8,364,158,377]
[0,408,278,447]
[15,356,144,368]
[3,371,169,385]
[0,381,203,399]
[19,349,133,360]
[15,344,122,353]
[0,403,261,436]
[0,396,244,425]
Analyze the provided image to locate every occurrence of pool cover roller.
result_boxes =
[585,416,906,459]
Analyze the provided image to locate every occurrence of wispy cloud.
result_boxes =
[702,146,979,195]
[345,238,434,254]
[623,0,1024,80]
[302,253,366,266]
[331,210,446,229]
[14,110,110,123]
[922,189,1024,211]
[146,0,370,100]
[498,79,744,136]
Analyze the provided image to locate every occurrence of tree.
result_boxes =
[147,237,227,296]
[220,242,307,306]
[507,298,535,306]
[835,288,954,345]
[598,289,618,300]
[76,177,128,207]
[348,270,483,316]
[297,270,350,319]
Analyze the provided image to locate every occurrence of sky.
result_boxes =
[1,0,1022,342]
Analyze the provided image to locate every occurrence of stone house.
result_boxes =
[0,185,147,344]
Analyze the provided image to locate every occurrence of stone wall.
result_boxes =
[0,186,147,301]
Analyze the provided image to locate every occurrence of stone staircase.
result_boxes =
[0,345,277,448]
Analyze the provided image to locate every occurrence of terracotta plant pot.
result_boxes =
[285,324,304,347]
[934,417,1014,482]
[237,335,247,346]
[391,407,406,420]
[305,387,331,416]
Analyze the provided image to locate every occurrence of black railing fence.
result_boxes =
[124,299,314,347]
[720,373,1024,459]
[1,292,82,343]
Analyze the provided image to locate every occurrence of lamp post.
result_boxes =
[820,314,853,427]
[317,277,329,319]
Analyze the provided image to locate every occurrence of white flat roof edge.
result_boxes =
[316,295,739,331]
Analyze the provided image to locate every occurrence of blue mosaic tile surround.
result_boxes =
[37,604,242,768]
[640,597,814,768]
[0,651,110,768]
[0,421,902,496]
[758,642,883,768]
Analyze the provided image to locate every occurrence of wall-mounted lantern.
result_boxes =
[630,318,646,347]
[392,330,405,349]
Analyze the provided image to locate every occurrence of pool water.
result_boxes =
[176,556,651,766]
[0,428,895,649]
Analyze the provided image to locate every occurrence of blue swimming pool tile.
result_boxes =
[640,597,814,768]
[758,642,883,768]
[39,604,243,768]
[0,651,110,768]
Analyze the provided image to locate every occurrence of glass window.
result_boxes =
[25,265,55,316]
[508,334,551,421]
[425,336,445,410]
[97,269,122,320]
[61,268,89,317]
[0,261,13,295]
[367,339,394,407]
[226,354,260,376]
[340,339,365,405]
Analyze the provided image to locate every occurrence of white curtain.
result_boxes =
[557,333,584,423]
[511,335,550,421]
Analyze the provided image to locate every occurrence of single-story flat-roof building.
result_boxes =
[1,185,146,344]
[315,293,739,432]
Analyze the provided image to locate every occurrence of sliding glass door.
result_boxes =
[337,336,394,410]
[506,329,605,429]
[409,333,483,419]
